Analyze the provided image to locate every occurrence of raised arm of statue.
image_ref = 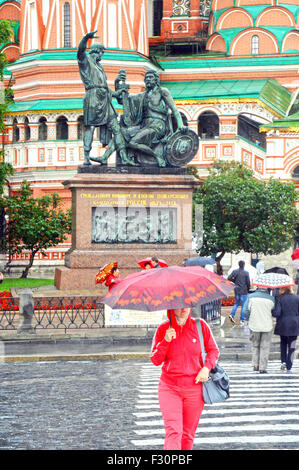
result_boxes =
[77,30,98,61]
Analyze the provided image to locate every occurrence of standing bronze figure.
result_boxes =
[77,32,199,168]
[77,31,135,166]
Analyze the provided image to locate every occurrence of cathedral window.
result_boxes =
[38,117,47,141]
[56,116,68,140]
[198,112,219,139]
[63,2,71,48]
[24,118,30,141]
[251,35,259,55]
[153,0,163,36]
[12,119,19,143]
[292,166,299,179]
[238,115,266,149]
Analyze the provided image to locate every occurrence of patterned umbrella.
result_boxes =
[95,262,118,284]
[101,266,234,311]
[252,272,294,289]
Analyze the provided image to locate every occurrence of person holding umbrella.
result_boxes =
[272,286,299,372]
[151,307,219,450]
[101,265,233,449]
[105,265,122,291]
[95,262,122,291]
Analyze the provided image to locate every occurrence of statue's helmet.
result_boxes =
[89,43,105,54]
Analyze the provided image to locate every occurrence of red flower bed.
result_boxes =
[0,291,97,311]
[0,291,18,310]
[221,297,236,306]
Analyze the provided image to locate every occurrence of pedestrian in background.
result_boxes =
[244,287,275,373]
[151,307,219,450]
[0,271,3,284]
[151,256,161,268]
[105,266,122,291]
[272,286,299,372]
[228,260,251,325]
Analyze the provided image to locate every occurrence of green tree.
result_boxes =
[0,181,72,278]
[194,161,298,275]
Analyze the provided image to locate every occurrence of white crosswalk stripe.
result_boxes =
[131,360,299,449]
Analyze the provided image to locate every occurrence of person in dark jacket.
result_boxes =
[272,286,299,372]
[228,260,251,325]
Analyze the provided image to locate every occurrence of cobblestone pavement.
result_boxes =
[0,358,298,450]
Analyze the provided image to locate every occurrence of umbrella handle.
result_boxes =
[168,310,172,327]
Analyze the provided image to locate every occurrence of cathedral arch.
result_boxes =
[217,8,253,31]
[1,44,20,63]
[236,0,274,6]
[230,28,279,55]
[284,147,299,173]
[212,0,234,12]
[0,1,20,21]
[282,30,299,53]
[206,33,226,53]
[256,7,295,28]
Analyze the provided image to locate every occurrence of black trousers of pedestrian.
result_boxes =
[280,336,297,370]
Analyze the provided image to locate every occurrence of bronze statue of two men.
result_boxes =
[77,31,198,168]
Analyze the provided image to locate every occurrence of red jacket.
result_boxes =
[151,310,219,387]
[105,274,122,291]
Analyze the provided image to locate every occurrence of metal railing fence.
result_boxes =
[0,292,222,332]
[0,295,104,333]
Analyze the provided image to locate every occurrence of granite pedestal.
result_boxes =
[54,166,200,290]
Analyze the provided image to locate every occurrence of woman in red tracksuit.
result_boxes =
[151,307,219,450]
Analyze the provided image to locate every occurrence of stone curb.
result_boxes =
[0,351,282,363]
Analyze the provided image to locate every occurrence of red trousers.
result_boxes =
[158,379,205,450]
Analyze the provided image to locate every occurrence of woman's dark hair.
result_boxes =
[144,262,151,267]
[111,266,118,273]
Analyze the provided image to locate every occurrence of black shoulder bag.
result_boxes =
[196,319,230,405]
